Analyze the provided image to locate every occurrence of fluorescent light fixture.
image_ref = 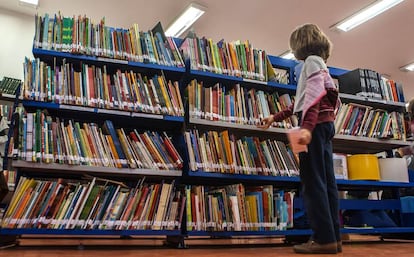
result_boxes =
[400,62,414,72]
[333,0,404,32]
[280,50,295,60]
[165,3,206,37]
[19,0,39,8]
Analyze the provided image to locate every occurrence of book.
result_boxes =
[286,127,308,154]
[102,120,128,168]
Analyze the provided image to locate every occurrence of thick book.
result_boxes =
[286,127,308,154]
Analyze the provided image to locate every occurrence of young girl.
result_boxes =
[258,24,341,254]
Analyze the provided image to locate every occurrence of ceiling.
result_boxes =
[1,0,414,100]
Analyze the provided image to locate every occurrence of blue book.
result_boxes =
[190,130,202,171]
[102,120,128,168]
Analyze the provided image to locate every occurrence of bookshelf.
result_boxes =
[0,14,188,246]
[179,37,414,242]
[0,12,413,248]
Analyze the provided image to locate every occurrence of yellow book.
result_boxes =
[157,75,174,115]
[3,177,35,222]
[367,111,381,137]
[212,131,225,172]
[116,128,137,169]
[245,195,258,231]
[132,23,143,62]
[185,186,193,231]
[208,38,218,73]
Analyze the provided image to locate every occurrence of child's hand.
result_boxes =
[298,129,312,145]
[257,115,274,129]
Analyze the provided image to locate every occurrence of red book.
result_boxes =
[87,66,95,106]
[162,133,182,169]
[131,185,149,227]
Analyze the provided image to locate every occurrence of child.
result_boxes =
[258,24,341,254]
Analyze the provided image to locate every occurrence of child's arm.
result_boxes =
[257,104,294,129]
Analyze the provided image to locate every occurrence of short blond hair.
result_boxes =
[289,23,332,62]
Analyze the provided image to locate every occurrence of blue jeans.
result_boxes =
[299,122,340,244]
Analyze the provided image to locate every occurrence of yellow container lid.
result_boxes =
[347,154,380,180]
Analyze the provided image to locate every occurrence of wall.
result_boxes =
[0,8,34,81]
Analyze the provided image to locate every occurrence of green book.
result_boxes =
[62,16,73,52]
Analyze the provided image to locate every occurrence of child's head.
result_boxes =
[289,23,332,62]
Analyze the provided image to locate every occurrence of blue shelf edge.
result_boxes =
[336,179,414,188]
[186,171,300,183]
[0,228,182,236]
[32,48,185,73]
[186,229,311,236]
[21,100,185,122]
[186,171,414,188]
[189,69,244,82]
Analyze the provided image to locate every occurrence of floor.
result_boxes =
[0,234,413,257]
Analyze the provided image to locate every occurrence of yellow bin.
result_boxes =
[346,154,380,180]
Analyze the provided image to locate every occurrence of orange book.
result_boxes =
[8,187,35,228]
[220,130,234,172]
[105,135,122,168]
[139,132,166,169]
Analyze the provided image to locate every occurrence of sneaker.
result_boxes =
[293,240,338,254]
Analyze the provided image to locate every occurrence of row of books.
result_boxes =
[0,77,21,95]
[186,184,294,231]
[2,176,184,230]
[11,108,183,170]
[338,68,405,103]
[180,36,273,82]
[187,79,298,127]
[23,58,184,116]
[184,129,299,176]
[334,102,406,140]
[0,104,13,122]
[34,13,184,67]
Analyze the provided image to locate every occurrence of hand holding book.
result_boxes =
[287,127,309,154]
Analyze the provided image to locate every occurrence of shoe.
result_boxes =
[293,240,338,254]
[337,241,342,253]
